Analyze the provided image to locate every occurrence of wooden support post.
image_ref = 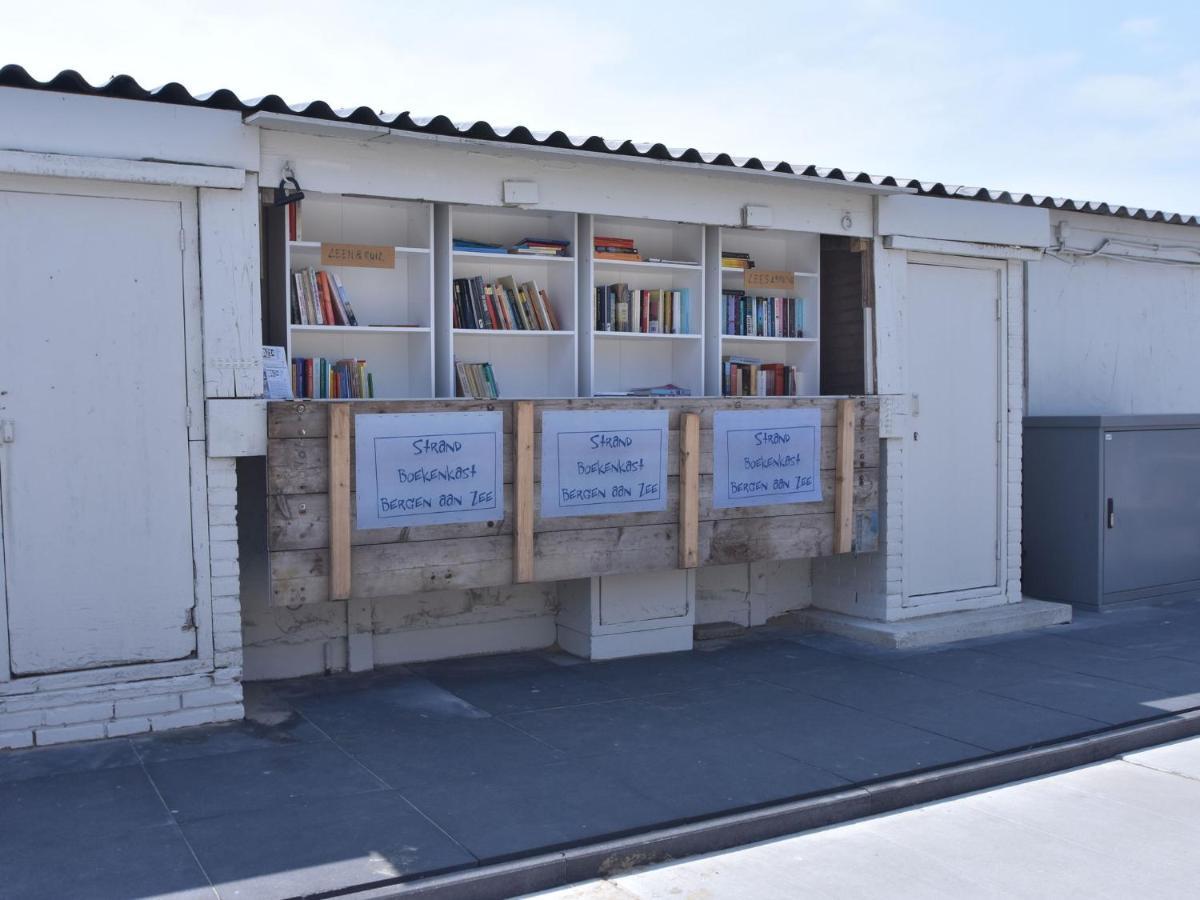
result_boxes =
[328,403,352,601]
[679,412,700,569]
[514,401,535,583]
[833,398,855,554]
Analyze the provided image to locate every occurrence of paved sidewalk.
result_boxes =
[538,735,1200,899]
[3,597,1200,898]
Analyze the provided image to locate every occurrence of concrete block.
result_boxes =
[115,694,181,718]
[0,729,34,750]
[43,701,114,726]
[796,597,1073,650]
[35,722,107,746]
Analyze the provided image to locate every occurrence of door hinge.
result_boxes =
[0,419,13,443]
[183,607,197,631]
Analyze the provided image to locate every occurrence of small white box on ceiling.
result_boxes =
[503,180,539,205]
[743,204,772,228]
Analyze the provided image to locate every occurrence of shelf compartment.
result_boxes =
[290,328,433,399]
[594,331,702,340]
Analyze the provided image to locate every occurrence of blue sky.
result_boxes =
[5,1,1198,215]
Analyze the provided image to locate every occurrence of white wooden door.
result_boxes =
[904,260,1002,600]
[0,188,197,675]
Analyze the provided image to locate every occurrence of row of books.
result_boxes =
[723,292,805,338]
[721,251,755,270]
[594,234,640,262]
[596,284,692,334]
[722,356,801,397]
[453,276,561,331]
[594,383,692,397]
[292,357,375,399]
[292,267,359,326]
[455,361,500,399]
[453,237,571,257]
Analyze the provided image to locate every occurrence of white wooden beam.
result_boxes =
[883,234,1044,261]
[0,149,245,189]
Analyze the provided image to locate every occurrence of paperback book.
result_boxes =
[291,356,375,399]
[291,267,360,327]
[452,275,560,330]
[722,291,804,338]
[595,283,691,334]
[721,355,801,397]
[455,361,500,399]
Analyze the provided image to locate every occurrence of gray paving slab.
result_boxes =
[986,671,1200,724]
[872,647,1065,690]
[131,714,328,763]
[0,736,139,784]
[0,822,215,900]
[339,717,565,788]
[0,765,170,844]
[180,790,475,900]
[289,677,490,740]
[146,741,386,822]
[400,757,675,863]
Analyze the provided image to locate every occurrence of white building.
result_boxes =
[1,65,1197,748]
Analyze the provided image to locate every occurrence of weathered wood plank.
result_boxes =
[267,424,879,496]
[678,412,700,569]
[268,469,879,551]
[328,404,352,601]
[513,401,535,584]
[268,396,879,439]
[833,398,855,554]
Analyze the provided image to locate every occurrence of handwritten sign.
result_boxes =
[355,412,503,529]
[540,410,668,518]
[744,269,796,291]
[712,409,822,508]
[321,243,396,269]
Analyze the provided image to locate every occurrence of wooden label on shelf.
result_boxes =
[354,411,503,529]
[539,410,669,518]
[712,408,822,508]
[744,269,796,291]
[320,243,396,269]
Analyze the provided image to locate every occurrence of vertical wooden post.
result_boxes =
[833,398,855,554]
[679,412,700,569]
[328,403,352,601]
[514,401,535,583]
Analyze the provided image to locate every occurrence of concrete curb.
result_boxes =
[330,709,1200,900]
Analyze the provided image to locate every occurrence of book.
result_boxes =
[595,285,691,335]
[290,267,366,328]
[454,361,500,399]
[290,356,375,399]
[453,238,507,254]
[594,235,643,262]
[722,292,805,338]
[329,273,359,326]
[721,355,799,397]
[511,238,570,257]
[721,251,754,270]
[453,275,559,331]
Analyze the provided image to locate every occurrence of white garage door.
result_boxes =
[0,187,198,675]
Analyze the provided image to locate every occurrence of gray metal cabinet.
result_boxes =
[1023,416,1200,609]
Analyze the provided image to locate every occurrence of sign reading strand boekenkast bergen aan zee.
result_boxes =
[712,408,822,509]
[541,410,669,518]
[355,411,503,530]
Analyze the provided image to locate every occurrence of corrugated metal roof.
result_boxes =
[3,64,1197,228]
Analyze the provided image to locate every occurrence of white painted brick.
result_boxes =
[211,576,240,596]
[0,709,44,730]
[209,524,239,542]
[0,729,34,749]
[214,630,243,653]
[210,542,239,561]
[36,722,106,746]
[206,466,238,488]
[215,650,244,669]
[208,488,238,507]
[148,703,241,731]
[181,685,243,709]
[208,505,237,526]
[212,667,241,685]
[106,718,151,738]
[210,558,240,578]
[43,701,114,726]
[115,694,181,718]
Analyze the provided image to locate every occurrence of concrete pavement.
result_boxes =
[533,736,1200,899]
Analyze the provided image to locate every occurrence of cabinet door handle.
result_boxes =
[1107,498,1115,529]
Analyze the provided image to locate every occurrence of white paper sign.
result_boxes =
[541,410,669,518]
[713,408,823,508]
[355,411,503,529]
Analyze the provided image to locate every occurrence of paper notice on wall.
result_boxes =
[712,408,822,508]
[540,410,669,518]
[262,345,292,399]
[355,411,503,529]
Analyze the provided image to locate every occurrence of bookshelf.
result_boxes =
[704,226,821,397]
[579,214,706,397]
[435,204,579,398]
[283,193,434,399]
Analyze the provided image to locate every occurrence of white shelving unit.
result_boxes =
[704,225,821,397]
[579,214,706,397]
[434,204,579,399]
[284,193,435,399]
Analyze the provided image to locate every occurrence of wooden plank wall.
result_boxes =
[267,397,880,608]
